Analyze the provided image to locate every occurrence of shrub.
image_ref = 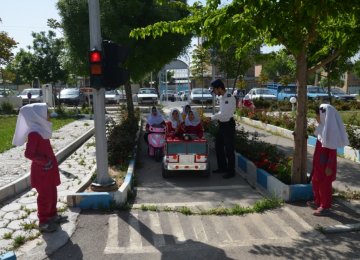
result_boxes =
[107,107,140,166]
[0,101,15,114]
[234,127,292,184]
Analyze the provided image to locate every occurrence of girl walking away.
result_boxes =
[12,103,66,233]
[308,104,349,216]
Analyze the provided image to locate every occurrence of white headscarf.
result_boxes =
[314,104,349,149]
[12,103,52,146]
[169,108,182,128]
[185,110,201,126]
[147,107,164,126]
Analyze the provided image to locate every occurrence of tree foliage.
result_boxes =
[57,0,191,81]
[0,30,17,66]
[190,44,210,86]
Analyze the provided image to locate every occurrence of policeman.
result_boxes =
[210,79,237,178]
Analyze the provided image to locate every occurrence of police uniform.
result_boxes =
[211,90,236,177]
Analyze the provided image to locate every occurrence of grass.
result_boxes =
[0,116,75,153]
[308,110,360,126]
[135,198,283,216]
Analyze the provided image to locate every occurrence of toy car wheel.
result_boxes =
[155,148,162,162]
[162,163,170,178]
[202,162,211,177]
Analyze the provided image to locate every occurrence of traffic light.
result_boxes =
[102,40,130,90]
[89,49,103,89]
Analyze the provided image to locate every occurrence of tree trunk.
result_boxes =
[124,82,135,120]
[292,49,308,184]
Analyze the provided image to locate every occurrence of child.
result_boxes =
[181,104,191,121]
[144,106,165,143]
[308,104,349,216]
[184,110,204,139]
[12,103,66,233]
[166,108,183,138]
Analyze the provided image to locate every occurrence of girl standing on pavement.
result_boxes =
[12,103,66,232]
[308,104,349,216]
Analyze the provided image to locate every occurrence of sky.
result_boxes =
[0,0,277,56]
[0,0,62,52]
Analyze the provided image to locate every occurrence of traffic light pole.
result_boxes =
[88,0,115,189]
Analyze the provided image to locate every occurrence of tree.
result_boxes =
[6,49,36,85]
[130,1,360,184]
[260,50,296,85]
[57,0,191,119]
[190,44,210,87]
[0,18,17,66]
[30,31,68,85]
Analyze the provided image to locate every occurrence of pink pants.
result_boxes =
[36,185,58,224]
[312,178,332,209]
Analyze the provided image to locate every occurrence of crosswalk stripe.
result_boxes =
[136,185,251,191]
[105,215,118,248]
[128,211,143,248]
[148,212,166,247]
[209,216,233,243]
[191,215,208,242]
[249,213,278,239]
[169,213,186,243]
[268,211,298,239]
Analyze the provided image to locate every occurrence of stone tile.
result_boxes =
[18,196,36,204]
[1,203,21,212]
[28,212,38,222]
[7,220,26,231]
[0,219,10,228]
[3,211,26,221]
[0,237,13,251]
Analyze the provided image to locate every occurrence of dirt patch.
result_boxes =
[85,165,127,192]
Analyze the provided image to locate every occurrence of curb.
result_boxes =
[0,127,95,204]
[320,223,360,234]
[66,119,142,209]
[0,252,16,260]
[236,153,313,202]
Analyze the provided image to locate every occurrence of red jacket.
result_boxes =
[184,123,204,139]
[25,132,60,189]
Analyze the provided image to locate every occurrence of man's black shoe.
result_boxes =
[213,169,226,174]
[223,172,235,179]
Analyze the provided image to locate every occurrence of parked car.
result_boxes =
[137,88,158,105]
[105,89,122,104]
[306,86,329,101]
[180,90,190,101]
[327,87,356,101]
[18,88,43,105]
[190,88,213,104]
[0,88,22,109]
[277,86,297,101]
[58,88,85,106]
[245,88,277,101]
[160,90,176,101]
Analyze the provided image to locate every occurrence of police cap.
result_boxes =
[210,79,225,89]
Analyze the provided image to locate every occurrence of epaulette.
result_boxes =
[227,94,232,97]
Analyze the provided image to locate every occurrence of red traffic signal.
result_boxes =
[89,49,103,88]
[89,49,102,63]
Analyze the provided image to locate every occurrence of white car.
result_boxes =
[245,88,277,101]
[105,90,122,104]
[137,88,158,105]
[18,88,43,105]
[190,88,213,104]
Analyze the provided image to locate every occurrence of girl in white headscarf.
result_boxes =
[166,108,184,138]
[184,110,204,138]
[308,104,349,216]
[144,106,165,143]
[12,103,64,232]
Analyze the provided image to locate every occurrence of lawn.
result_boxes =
[0,116,76,153]
[307,110,360,126]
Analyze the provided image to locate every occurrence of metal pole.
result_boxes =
[212,61,216,115]
[88,0,114,187]
[165,70,168,102]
